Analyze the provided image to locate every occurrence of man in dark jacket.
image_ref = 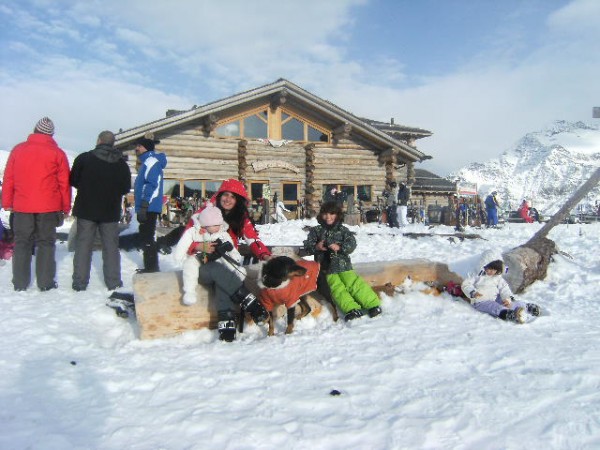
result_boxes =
[2,117,71,291]
[70,131,131,291]
[396,181,410,226]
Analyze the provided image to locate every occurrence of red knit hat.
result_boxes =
[217,179,249,201]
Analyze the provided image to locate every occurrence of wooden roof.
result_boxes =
[412,169,456,194]
[360,118,432,141]
[115,79,431,163]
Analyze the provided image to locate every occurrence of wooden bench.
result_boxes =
[132,258,462,340]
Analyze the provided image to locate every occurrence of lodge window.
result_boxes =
[215,110,268,139]
[215,106,330,142]
[249,181,269,203]
[282,182,299,211]
[163,179,221,201]
[323,184,373,203]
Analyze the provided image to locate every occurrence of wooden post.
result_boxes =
[502,167,600,293]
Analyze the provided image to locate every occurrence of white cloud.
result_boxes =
[2,0,598,180]
[547,0,600,35]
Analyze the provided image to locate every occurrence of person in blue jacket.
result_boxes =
[134,133,167,273]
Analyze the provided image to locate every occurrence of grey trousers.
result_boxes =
[72,218,122,289]
[198,260,245,313]
[12,212,60,290]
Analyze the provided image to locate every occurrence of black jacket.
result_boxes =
[397,184,410,206]
[70,144,131,222]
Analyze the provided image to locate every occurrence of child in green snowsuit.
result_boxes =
[304,201,382,321]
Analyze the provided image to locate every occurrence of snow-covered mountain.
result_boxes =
[452,120,600,215]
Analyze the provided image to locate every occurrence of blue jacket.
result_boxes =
[134,151,167,213]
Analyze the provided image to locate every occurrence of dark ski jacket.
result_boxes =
[304,219,356,274]
[397,184,410,206]
[70,144,131,222]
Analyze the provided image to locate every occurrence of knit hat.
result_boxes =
[136,132,160,152]
[198,204,223,227]
[34,117,55,135]
[216,178,249,201]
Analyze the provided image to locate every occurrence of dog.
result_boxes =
[258,256,320,336]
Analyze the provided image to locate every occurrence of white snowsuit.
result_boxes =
[173,219,245,306]
[461,273,525,317]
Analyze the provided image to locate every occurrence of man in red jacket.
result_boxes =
[1,117,71,291]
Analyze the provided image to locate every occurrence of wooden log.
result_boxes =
[502,167,600,293]
[132,258,462,340]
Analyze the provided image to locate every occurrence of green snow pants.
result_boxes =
[326,270,381,314]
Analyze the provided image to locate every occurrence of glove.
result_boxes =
[187,242,202,255]
[137,201,149,223]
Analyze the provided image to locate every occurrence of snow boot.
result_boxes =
[231,284,268,325]
[217,310,237,342]
[368,306,382,318]
[344,309,364,322]
[527,303,541,317]
[500,307,526,324]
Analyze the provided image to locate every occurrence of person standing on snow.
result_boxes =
[70,131,131,291]
[1,117,71,292]
[134,133,167,273]
[396,181,410,227]
[383,181,399,228]
[484,191,500,228]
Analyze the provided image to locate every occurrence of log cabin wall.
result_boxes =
[118,80,438,220]
[127,123,240,182]
[311,136,388,215]
[244,140,306,208]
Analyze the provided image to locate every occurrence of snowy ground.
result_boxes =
[0,219,598,450]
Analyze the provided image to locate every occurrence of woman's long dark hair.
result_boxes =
[216,191,249,236]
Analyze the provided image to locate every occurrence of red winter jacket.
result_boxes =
[2,134,71,213]
[258,260,320,311]
[518,203,534,223]
[186,201,271,260]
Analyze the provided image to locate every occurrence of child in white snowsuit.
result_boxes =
[173,204,268,341]
[461,260,540,323]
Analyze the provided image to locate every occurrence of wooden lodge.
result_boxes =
[114,79,444,220]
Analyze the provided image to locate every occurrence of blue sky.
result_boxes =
[1,0,598,175]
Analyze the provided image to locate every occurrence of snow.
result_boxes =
[1,219,599,449]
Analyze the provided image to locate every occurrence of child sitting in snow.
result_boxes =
[304,201,382,321]
[461,260,540,323]
[173,203,268,341]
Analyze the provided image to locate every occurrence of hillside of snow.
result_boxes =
[1,219,599,449]
[452,121,600,215]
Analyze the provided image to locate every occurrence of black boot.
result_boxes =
[141,243,159,273]
[344,309,364,322]
[368,306,382,318]
[527,303,541,316]
[231,284,268,325]
[499,307,526,324]
[217,310,237,342]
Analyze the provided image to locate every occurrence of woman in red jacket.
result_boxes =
[188,179,272,262]
[518,200,534,223]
